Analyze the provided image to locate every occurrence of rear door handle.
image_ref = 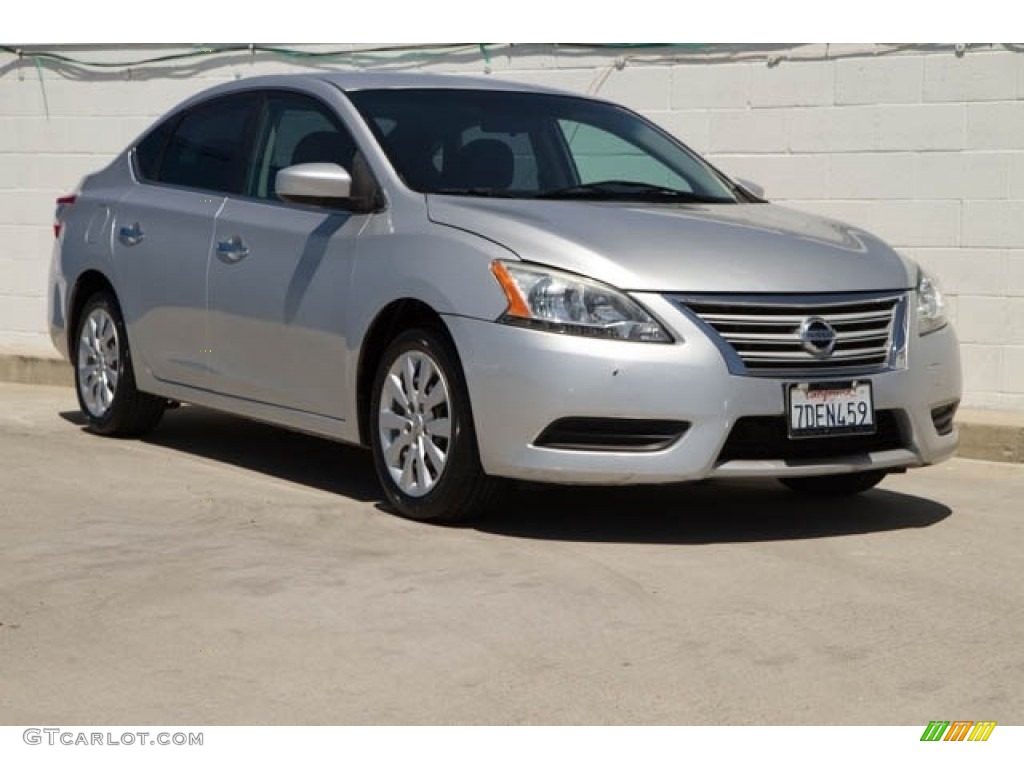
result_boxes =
[215,236,250,263]
[117,222,144,246]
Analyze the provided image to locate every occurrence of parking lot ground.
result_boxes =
[0,382,1022,725]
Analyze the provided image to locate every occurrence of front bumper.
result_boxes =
[446,293,961,484]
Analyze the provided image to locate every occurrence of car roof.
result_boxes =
[189,71,574,99]
[320,71,566,94]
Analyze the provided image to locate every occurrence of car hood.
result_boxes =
[426,197,917,293]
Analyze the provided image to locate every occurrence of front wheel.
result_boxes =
[369,327,499,523]
[778,470,887,497]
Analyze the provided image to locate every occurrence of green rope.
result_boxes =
[0,43,725,72]
[0,43,490,69]
[32,55,49,119]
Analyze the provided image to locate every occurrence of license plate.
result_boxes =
[786,380,875,438]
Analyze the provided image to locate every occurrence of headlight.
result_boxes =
[916,269,948,335]
[490,261,673,343]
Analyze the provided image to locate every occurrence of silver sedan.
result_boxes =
[49,72,961,522]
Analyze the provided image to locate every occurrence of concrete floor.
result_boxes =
[1,382,1021,724]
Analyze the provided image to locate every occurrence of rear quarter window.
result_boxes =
[134,120,173,181]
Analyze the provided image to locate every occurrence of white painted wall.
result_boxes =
[2,43,1022,409]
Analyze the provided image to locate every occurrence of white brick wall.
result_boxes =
[787,106,880,152]
[596,66,672,110]
[670,63,751,109]
[967,102,1024,149]
[835,56,923,105]
[923,52,1022,102]
[828,153,917,198]
[1,43,1022,410]
[1006,348,1024,394]
[712,154,828,199]
[709,108,789,153]
[749,60,834,107]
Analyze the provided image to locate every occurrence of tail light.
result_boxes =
[54,194,77,238]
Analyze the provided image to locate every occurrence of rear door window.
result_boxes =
[157,93,258,194]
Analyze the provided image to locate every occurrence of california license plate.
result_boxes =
[786,380,875,438]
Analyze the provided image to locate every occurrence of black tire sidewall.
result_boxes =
[369,328,484,522]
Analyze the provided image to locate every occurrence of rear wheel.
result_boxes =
[74,291,165,436]
[778,470,887,497]
[369,327,498,523]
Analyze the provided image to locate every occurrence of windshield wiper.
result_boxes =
[431,187,521,198]
[537,180,733,203]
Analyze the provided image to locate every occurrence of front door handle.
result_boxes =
[118,222,144,247]
[215,236,250,263]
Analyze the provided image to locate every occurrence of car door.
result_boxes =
[113,92,259,390]
[206,91,365,419]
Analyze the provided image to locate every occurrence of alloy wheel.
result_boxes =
[77,307,120,417]
[377,349,453,497]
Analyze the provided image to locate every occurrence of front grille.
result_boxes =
[717,410,905,463]
[675,293,904,377]
[534,417,690,452]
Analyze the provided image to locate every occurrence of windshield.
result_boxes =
[346,88,738,203]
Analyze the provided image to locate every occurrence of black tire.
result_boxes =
[778,470,887,497]
[369,327,499,523]
[73,291,165,437]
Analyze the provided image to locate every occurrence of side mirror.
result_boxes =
[735,178,765,199]
[276,163,353,205]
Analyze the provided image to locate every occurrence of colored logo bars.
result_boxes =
[920,721,996,742]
